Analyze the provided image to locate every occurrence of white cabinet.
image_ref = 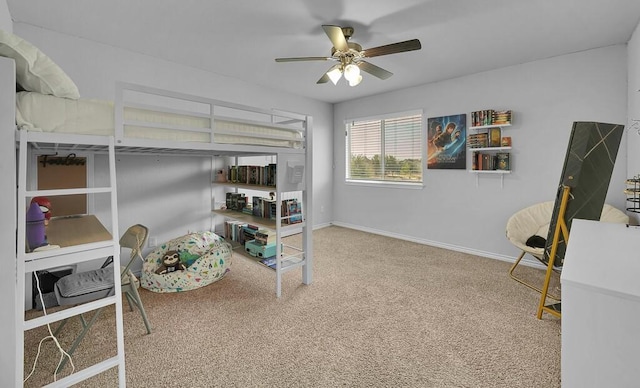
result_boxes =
[561,219,640,388]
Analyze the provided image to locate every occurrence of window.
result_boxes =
[346,111,423,184]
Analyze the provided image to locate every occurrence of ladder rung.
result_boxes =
[25,187,113,197]
[279,257,306,273]
[23,243,116,272]
[42,356,121,388]
[23,295,118,331]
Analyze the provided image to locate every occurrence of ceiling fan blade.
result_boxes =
[322,25,349,52]
[317,64,340,84]
[363,39,422,58]
[358,61,393,80]
[275,57,331,62]
[317,73,330,84]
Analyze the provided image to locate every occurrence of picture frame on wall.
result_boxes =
[427,113,467,169]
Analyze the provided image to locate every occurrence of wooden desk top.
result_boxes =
[46,215,112,248]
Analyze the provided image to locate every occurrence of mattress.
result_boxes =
[15,91,303,148]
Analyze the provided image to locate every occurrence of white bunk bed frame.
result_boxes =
[1,56,313,387]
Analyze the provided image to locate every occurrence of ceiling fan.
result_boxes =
[275,25,421,86]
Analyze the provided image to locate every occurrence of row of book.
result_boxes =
[468,133,489,148]
[470,109,512,127]
[224,221,259,245]
[225,192,302,224]
[472,152,511,171]
[223,221,279,246]
[226,164,277,186]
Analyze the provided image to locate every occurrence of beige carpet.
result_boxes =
[24,226,561,387]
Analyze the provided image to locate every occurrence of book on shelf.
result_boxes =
[468,133,489,148]
[472,152,510,171]
[226,192,246,211]
[255,229,276,245]
[224,220,248,243]
[282,198,302,224]
[482,153,491,170]
[225,192,246,210]
[259,256,277,268]
[242,225,258,242]
[236,195,247,211]
[470,109,512,126]
[252,196,262,217]
[229,166,238,183]
[489,127,501,147]
[492,110,512,125]
[496,153,510,170]
[225,163,277,187]
[262,199,277,219]
[472,152,493,170]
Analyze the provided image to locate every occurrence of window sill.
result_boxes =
[345,180,424,189]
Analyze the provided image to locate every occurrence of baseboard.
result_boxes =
[329,221,547,270]
[312,222,332,230]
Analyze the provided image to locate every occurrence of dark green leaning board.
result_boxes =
[543,121,625,267]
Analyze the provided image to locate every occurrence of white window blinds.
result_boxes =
[346,113,422,183]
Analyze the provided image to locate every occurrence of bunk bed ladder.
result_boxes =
[15,131,126,387]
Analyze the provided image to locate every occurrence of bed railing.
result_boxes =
[113,82,308,152]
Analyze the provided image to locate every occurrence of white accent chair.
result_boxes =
[505,201,628,297]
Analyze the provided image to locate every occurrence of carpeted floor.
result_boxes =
[24,226,561,387]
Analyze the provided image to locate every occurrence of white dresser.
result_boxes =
[561,219,640,388]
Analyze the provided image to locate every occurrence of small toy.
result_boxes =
[31,196,52,225]
[155,250,187,275]
[26,202,47,250]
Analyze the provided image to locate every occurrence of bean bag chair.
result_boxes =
[141,231,232,293]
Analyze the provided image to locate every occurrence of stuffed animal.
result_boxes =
[155,250,187,275]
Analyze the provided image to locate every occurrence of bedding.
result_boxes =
[16,91,304,148]
[0,30,80,99]
[141,231,232,293]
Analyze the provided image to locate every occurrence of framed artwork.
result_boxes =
[427,113,466,169]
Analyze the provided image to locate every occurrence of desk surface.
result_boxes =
[47,215,112,248]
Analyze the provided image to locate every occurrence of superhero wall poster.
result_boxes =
[427,114,466,169]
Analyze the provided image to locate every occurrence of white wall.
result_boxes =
[0,0,11,32]
[333,45,629,262]
[13,23,334,270]
[627,21,640,224]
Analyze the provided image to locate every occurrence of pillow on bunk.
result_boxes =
[0,30,80,99]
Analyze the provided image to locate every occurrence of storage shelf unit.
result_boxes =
[211,152,311,298]
[468,110,513,187]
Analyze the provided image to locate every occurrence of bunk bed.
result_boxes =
[1,32,313,387]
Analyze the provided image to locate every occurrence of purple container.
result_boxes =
[26,202,46,250]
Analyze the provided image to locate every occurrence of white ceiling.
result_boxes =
[7,0,640,104]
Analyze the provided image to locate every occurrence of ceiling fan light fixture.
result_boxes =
[349,74,363,87]
[327,67,343,85]
[343,63,360,83]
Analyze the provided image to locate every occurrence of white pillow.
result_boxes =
[0,30,80,99]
